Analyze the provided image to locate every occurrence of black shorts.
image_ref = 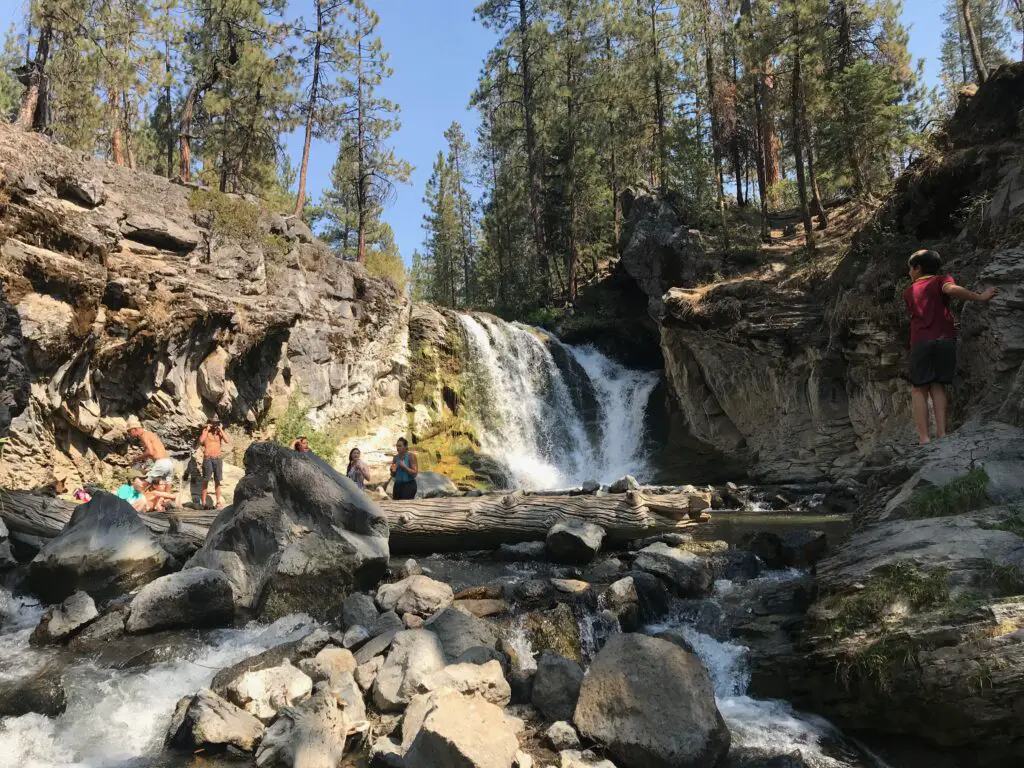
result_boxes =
[909,339,956,387]
[393,480,417,500]
[203,457,224,485]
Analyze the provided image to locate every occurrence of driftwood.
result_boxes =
[378,489,709,554]
[1,488,710,556]
[0,490,211,550]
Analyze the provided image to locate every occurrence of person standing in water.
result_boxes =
[903,249,997,444]
[346,447,372,490]
[390,438,419,500]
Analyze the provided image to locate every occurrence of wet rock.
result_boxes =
[523,603,583,663]
[546,721,581,750]
[373,629,447,711]
[343,624,372,650]
[456,598,510,618]
[496,541,548,562]
[609,475,641,493]
[573,633,730,768]
[167,688,265,753]
[779,531,828,568]
[30,590,98,645]
[355,630,397,665]
[653,631,697,655]
[532,651,584,722]
[187,443,389,621]
[582,557,625,584]
[226,659,313,721]
[342,592,380,630]
[508,666,535,706]
[396,558,423,578]
[68,608,127,651]
[26,492,173,603]
[514,578,555,605]
[255,688,348,768]
[297,645,358,683]
[719,549,763,581]
[373,609,406,637]
[424,605,499,661]
[355,656,384,692]
[211,641,304,697]
[634,542,713,597]
[0,662,67,718]
[402,688,520,768]
[420,660,512,706]
[546,521,606,565]
[126,567,234,634]
[377,575,454,618]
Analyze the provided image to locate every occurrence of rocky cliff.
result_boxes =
[622,63,1024,483]
[0,125,408,488]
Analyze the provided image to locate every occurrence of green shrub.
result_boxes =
[188,189,263,243]
[820,562,948,637]
[902,468,990,519]
[274,393,340,461]
[365,249,406,291]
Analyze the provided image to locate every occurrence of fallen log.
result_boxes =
[378,489,711,554]
[0,490,211,550]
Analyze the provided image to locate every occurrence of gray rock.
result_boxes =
[496,541,548,562]
[373,629,447,711]
[369,736,406,767]
[373,610,405,637]
[255,688,348,767]
[26,492,173,603]
[226,659,313,721]
[297,646,357,683]
[166,688,265,753]
[120,211,200,252]
[0,663,67,718]
[343,624,371,650]
[455,646,510,675]
[634,542,713,597]
[420,660,512,706]
[778,530,828,568]
[560,750,617,768]
[187,443,390,621]
[30,591,98,645]
[415,471,460,498]
[402,688,520,768]
[581,480,601,494]
[546,521,606,565]
[68,608,127,651]
[609,475,641,493]
[573,633,730,768]
[126,567,234,634]
[355,630,397,665]
[396,558,424,578]
[284,215,314,244]
[424,605,499,661]
[532,651,584,722]
[377,575,454,618]
[211,641,304,697]
[321,670,366,723]
[355,656,384,692]
[342,592,380,630]
[653,631,697,655]
[546,721,581,750]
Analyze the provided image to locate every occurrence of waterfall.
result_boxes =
[456,314,659,490]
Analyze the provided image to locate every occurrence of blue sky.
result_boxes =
[1,0,948,265]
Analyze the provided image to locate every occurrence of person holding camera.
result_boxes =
[198,416,230,509]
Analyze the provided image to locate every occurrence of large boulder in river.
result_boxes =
[26,492,173,603]
[634,542,713,597]
[126,567,234,634]
[167,688,265,753]
[30,590,98,645]
[0,662,67,718]
[574,633,730,768]
[546,521,605,565]
[186,442,390,620]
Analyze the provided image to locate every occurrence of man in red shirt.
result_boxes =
[903,249,997,445]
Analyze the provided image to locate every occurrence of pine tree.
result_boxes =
[443,122,477,306]
[941,0,1011,95]
[0,26,23,122]
[421,151,462,307]
[315,134,361,260]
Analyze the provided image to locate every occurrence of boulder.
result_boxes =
[608,475,641,494]
[0,663,67,718]
[634,542,713,597]
[212,640,308,697]
[546,721,581,751]
[355,656,384,692]
[778,530,828,568]
[546,521,606,565]
[186,442,390,621]
[424,605,499,661]
[126,567,234,634]
[573,634,730,768]
[255,688,348,768]
[342,625,371,650]
[120,211,200,252]
[226,659,314,721]
[373,629,447,711]
[496,541,548,562]
[167,688,265,753]
[522,603,583,663]
[68,608,127,651]
[456,598,510,618]
[405,613,425,629]
[354,630,397,665]
[0,280,29,442]
[26,492,173,603]
[420,660,512,706]
[30,590,98,645]
[297,646,358,683]
[322,671,366,723]
[396,558,424,578]
[532,651,584,722]
[402,688,520,768]
[342,592,380,630]
[0,518,15,570]
[415,471,460,498]
[377,575,454,618]
[372,609,406,637]
[455,646,511,675]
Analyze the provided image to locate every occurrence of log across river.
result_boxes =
[0,488,709,555]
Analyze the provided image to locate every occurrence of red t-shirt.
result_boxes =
[903,275,956,346]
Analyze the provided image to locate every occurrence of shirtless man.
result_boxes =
[126,416,174,485]
[198,416,230,509]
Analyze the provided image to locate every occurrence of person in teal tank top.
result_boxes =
[390,437,419,500]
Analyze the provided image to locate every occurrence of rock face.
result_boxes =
[574,634,730,768]
[402,688,520,768]
[0,281,28,439]
[30,590,98,645]
[167,688,265,753]
[126,567,234,634]
[0,123,408,490]
[546,521,605,565]
[186,442,389,620]
[26,492,172,603]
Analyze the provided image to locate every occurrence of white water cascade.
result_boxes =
[457,314,659,490]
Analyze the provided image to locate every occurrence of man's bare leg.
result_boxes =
[215,483,223,509]
[929,383,948,439]
[911,386,931,444]
[200,478,208,508]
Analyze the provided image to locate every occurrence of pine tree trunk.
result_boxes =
[179,86,200,182]
[790,15,815,250]
[452,143,473,306]
[518,0,548,301]
[110,92,125,166]
[16,19,52,132]
[741,0,770,240]
[165,42,174,178]
[649,1,668,194]
[295,1,323,216]
[803,113,828,229]
[835,0,865,196]
[961,0,988,84]
[356,33,368,265]
[566,67,578,304]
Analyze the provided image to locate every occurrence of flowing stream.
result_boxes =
[457,314,659,490]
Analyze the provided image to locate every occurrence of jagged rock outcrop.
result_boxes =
[626,63,1024,482]
[0,280,28,438]
[0,124,408,488]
